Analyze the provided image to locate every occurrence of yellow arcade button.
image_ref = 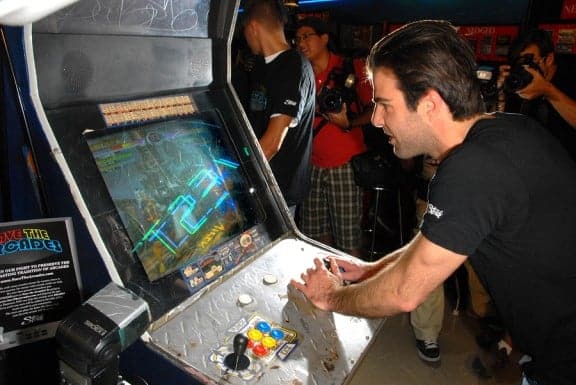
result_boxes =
[247,328,263,341]
[261,336,277,349]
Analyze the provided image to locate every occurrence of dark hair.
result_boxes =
[295,16,338,52]
[508,29,554,62]
[367,20,485,120]
[242,0,286,28]
[295,17,330,36]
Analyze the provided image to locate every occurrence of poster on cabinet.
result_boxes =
[0,217,82,350]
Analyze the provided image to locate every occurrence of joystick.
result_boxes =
[323,257,332,271]
[223,334,250,371]
[323,257,350,285]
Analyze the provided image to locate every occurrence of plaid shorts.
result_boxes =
[299,163,363,251]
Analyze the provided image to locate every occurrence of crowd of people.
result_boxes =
[237,2,576,385]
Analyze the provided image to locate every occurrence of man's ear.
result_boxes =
[419,90,436,113]
[245,20,257,36]
[418,89,446,120]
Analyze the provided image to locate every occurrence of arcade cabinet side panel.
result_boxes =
[3,25,111,297]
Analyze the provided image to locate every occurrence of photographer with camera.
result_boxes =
[294,17,373,258]
[498,29,576,161]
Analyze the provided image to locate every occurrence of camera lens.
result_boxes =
[322,92,343,113]
[318,88,343,114]
[503,65,533,92]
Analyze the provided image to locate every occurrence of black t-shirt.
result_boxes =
[421,113,576,385]
[521,55,576,162]
[247,49,315,206]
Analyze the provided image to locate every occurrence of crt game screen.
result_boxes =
[85,111,258,281]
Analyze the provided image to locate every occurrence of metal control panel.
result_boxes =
[149,238,381,385]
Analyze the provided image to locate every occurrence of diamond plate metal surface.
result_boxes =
[148,237,384,385]
[87,282,150,329]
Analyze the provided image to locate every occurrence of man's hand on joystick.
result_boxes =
[323,257,350,285]
[223,333,250,371]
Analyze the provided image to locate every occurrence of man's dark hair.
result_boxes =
[295,17,330,36]
[295,17,337,52]
[508,29,554,62]
[367,20,485,120]
[242,0,286,28]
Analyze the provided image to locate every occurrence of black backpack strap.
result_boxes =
[313,117,329,138]
[344,56,363,114]
[313,56,363,138]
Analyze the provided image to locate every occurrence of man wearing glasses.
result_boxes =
[294,17,373,259]
[498,29,576,161]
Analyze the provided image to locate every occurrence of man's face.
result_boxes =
[519,43,551,77]
[294,26,326,62]
[371,68,432,159]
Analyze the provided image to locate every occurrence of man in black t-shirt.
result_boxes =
[241,0,314,208]
[290,21,576,385]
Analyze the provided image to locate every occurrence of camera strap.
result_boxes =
[313,117,329,138]
[342,56,362,113]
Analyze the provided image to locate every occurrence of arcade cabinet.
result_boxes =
[15,0,384,384]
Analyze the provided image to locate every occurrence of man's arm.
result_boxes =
[259,114,293,160]
[327,243,408,283]
[290,232,467,317]
[349,103,375,127]
[325,103,374,131]
[545,85,576,128]
[540,83,576,128]
[518,67,576,128]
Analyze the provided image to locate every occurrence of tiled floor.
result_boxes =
[348,305,522,385]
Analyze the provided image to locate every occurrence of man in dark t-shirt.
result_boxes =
[519,54,576,161]
[242,0,314,207]
[498,29,576,162]
[247,50,314,206]
[290,21,576,385]
[422,113,576,383]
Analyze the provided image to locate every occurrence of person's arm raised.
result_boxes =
[518,67,576,128]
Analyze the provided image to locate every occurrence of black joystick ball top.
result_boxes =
[233,333,248,357]
[224,334,250,371]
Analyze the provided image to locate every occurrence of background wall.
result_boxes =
[296,0,563,26]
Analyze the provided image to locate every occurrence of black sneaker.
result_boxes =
[416,339,440,362]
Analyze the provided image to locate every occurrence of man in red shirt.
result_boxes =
[295,17,373,257]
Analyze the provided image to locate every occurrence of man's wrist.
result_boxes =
[496,91,506,112]
[344,119,352,131]
[541,81,556,102]
[327,285,346,313]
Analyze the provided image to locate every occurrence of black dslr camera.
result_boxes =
[503,54,542,92]
[317,61,356,114]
